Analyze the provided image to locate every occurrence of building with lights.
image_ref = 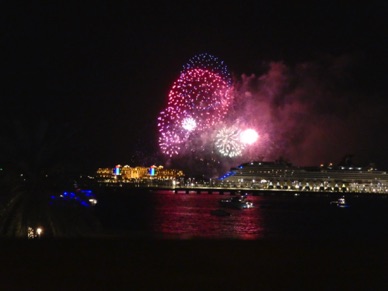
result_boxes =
[96,164,185,185]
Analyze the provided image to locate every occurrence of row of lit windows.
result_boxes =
[96,165,184,181]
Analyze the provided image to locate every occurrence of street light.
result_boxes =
[36,227,43,238]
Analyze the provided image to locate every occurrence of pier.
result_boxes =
[96,183,388,198]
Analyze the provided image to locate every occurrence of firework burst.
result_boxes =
[182,52,232,86]
[157,106,189,157]
[158,53,233,156]
[240,128,259,145]
[215,126,245,157]
[170,68,232,131]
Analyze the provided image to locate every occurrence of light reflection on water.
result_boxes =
[151,190,264,239]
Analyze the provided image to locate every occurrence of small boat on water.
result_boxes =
[50,187,97,207]
[330,196,350,208]
[219,193,254,209]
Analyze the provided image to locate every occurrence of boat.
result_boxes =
[219,194,254,209]
[50,188,97,207]
[330,196,350,208]
[218,158,388,193]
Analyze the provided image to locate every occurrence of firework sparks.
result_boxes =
[157,106,189,157]
[158,53,233,156]
[182,117,197,131]
[240,128,259,145]
[171,68,232,131]
[182,52,232,86]
[215,126,245,157]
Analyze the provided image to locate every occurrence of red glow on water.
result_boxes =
[151,191,265,239]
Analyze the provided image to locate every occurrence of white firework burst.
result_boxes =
[182,116,197,131]
[215,127,245,157]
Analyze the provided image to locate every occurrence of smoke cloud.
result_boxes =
[166,53,388,177]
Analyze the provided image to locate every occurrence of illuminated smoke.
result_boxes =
[158,53,386,176]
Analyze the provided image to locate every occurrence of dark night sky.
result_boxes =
[1,1,387,176]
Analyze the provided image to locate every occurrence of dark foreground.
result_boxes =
[1,238,387,290]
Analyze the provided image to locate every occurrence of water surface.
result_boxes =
[95,189,388,241]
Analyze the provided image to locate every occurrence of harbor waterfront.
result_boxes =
[95,160,388,194]
[2,180,387,289]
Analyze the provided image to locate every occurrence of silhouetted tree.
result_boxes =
[0,117,102,238]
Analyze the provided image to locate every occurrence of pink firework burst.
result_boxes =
[168,68,232,131]
[158,54,233,157]
[157,106,189,157]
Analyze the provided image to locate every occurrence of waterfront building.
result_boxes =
[96,164,185,185]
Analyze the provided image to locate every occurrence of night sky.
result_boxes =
[1,2,387,177]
